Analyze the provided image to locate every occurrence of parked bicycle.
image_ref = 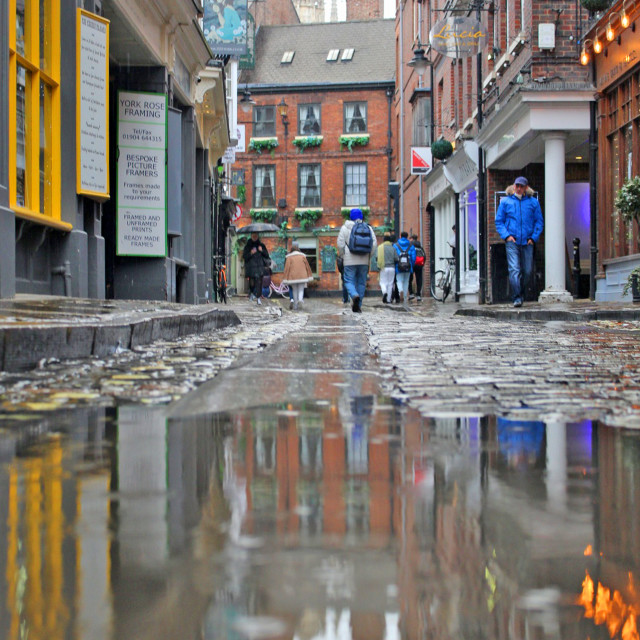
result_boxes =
[269,280,290,298]
[431,256,455,302]
[212,256,228,304]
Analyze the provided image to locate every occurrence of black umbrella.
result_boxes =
[236,223,280,234]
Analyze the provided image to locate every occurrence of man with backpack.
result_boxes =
[409,234,426,301]
[393,231,416,304]
[337,208,377,312]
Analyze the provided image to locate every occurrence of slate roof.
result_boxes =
[242,19,395,88]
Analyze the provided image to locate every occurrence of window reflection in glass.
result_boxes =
[299,164,320,207]
[253,106,276,137]
[299,104,320,135]
[16,65,29,209]
[344,102,367,133]
[254,165,276,208]
[16,0,26,56]
[40,0,50,72]
[345,163,366,206]
[40,81,51,215]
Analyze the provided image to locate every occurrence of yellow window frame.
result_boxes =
[8,0,70,231]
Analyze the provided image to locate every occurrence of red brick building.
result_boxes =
[397,0,594,304]
[234,19,395,295]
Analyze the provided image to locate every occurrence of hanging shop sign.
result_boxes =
[203,0,248,56]
[411,147,433,175]
[430,16,487,58]
[116,91,167,257]
[76,9,110,199]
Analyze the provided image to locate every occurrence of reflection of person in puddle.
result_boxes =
[497,418,545,469]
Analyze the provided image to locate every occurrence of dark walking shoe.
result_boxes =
[352,296,361,312]
[382,293,388,304]
[513,299,522,308]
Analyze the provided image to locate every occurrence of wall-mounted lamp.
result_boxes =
[580,39,593,65]
[239,85,256,113]
[621,4,630,28]
[606,20,615,41]
[487,46,500,61]
[593,33,602,54]
[407,43,432,77]
[277,97,289,137]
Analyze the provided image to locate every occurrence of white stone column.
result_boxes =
[539,133,573,303]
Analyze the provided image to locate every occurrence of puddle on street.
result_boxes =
[0,402,638,640]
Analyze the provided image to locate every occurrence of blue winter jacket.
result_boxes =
[393,237,416,274]
[495,194,544,245]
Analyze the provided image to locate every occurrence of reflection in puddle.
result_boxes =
[0,404,638,639]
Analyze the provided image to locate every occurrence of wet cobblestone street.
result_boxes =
[358,304,640,428]
[0,297,639,640]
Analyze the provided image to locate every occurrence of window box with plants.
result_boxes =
[294,208,323,230]
[615,176,640,299]
[339,134,370,152]
[250,208,278,223]
[292,135,323,152]
[248,137,279,155]
[341,206,370,220]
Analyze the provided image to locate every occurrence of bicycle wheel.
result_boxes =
[431,270,445,301]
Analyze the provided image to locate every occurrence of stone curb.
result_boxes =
[454,307,640,322]
[1,308,240,372]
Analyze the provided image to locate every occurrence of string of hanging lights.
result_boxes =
[580,0,636,65]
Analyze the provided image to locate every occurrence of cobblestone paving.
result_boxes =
[0,301,307,419]
[358,307,640,428]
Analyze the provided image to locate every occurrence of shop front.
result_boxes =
[585,3,640,301]
[477,86,593,303]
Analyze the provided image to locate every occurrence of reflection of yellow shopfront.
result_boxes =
[583,3,640,301]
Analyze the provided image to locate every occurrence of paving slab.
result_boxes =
[0,295,240,371]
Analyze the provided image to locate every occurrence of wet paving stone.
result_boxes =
[358,307,640,428]
[0,301,307,419]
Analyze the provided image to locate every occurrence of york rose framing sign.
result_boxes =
[116,91,167,257]
[430,16,487,58]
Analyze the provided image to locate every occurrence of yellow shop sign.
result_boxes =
[430,17,487,58]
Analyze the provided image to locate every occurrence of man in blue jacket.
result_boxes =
[495,176,544,307]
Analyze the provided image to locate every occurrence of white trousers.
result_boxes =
[291,283,305,302]
[379,267,395,296]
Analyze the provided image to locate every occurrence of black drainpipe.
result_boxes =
[386,86,394,224]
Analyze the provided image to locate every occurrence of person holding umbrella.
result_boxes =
[242,231,270,304]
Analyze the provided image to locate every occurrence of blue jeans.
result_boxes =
[343,264,368,300]
[396,271,410,298]
[505,241,534,302]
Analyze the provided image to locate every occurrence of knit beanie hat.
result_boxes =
[350,208,363,221]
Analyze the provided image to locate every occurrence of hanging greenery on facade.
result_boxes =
[339,134,370,152]
[294,208,323,230]
[250,208,277,222]
[292,135,323,152]
[431,138,454,160]
[248,137,279,154]
[579,0,611,13]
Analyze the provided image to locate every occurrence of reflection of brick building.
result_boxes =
[235,20,395,294]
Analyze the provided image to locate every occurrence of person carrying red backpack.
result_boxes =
[409,234,426,301]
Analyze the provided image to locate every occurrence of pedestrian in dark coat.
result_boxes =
[242,232,270,304]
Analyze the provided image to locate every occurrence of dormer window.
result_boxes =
[327,49,340,62]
